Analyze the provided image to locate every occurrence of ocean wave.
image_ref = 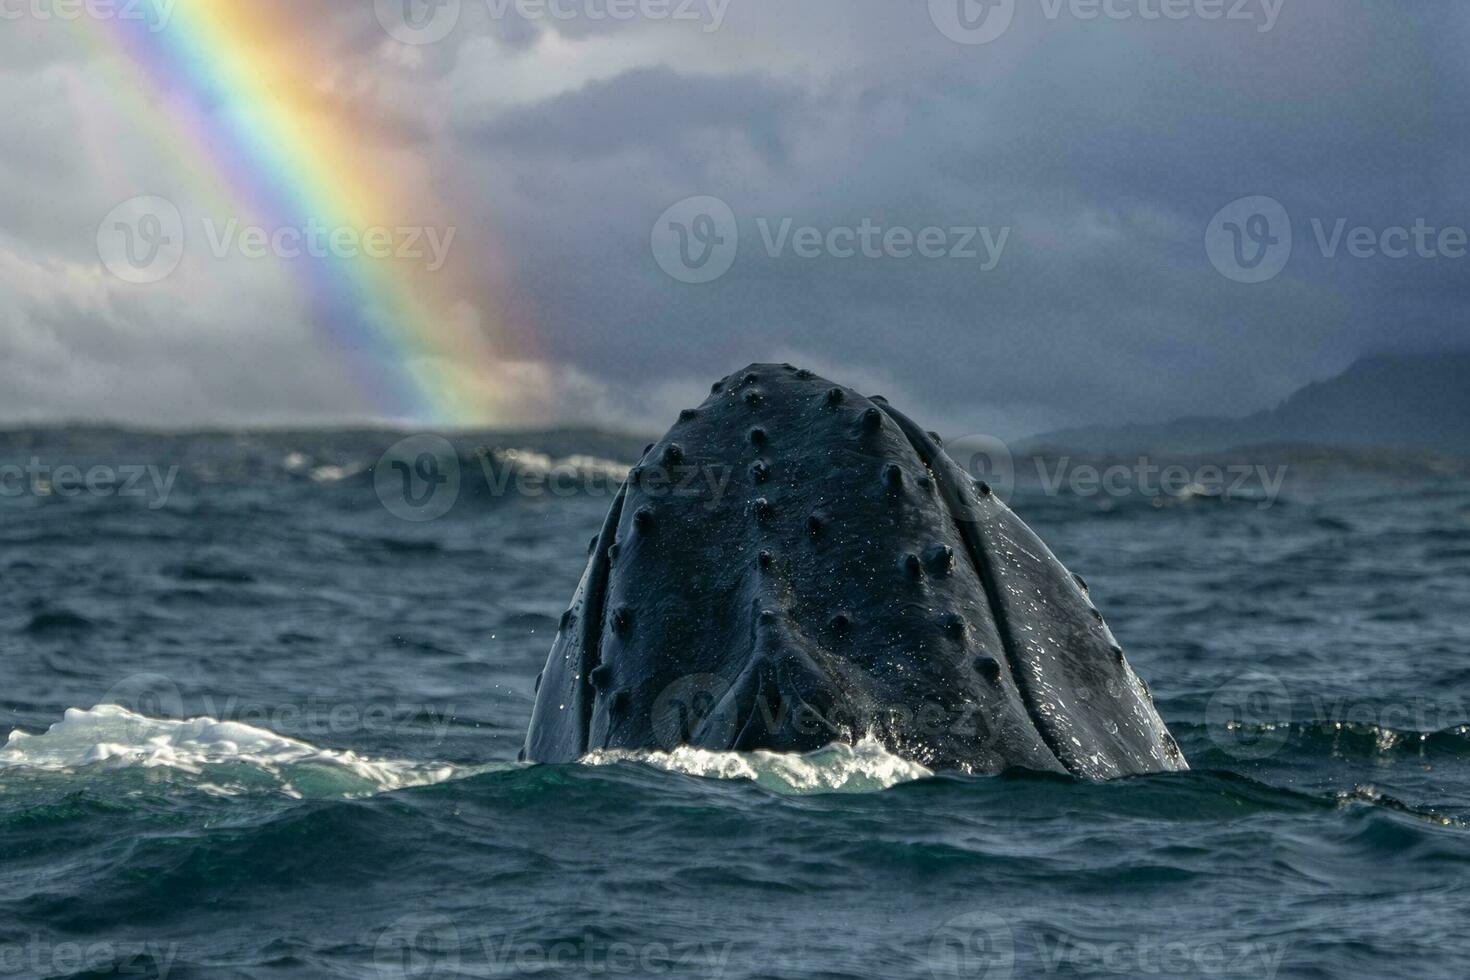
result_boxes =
[0,705,468,799]
[581,736,933,795]
[1176,718,1470,761]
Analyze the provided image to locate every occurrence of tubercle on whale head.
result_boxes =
[523,362,1187,778]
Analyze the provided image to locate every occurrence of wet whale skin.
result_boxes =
[524,364,1187,778]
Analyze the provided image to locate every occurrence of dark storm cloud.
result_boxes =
[437,0,1470,435]
[1,0,1466,432]
[461,67,796,164]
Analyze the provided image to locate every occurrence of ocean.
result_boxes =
[2,428,1468,979]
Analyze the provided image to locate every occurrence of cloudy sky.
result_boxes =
[0,0,1464,438]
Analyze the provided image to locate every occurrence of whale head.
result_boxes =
[524,364,1186,778]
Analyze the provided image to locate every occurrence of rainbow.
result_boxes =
[78,2,508,425]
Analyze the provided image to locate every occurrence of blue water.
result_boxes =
[2,430,1469,979]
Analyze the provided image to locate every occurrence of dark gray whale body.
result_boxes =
[523,364,1187,778]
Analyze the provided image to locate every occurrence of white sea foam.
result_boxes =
[491,448,630,482]
[582,736,932,794]
[0,705,466,799]
[3,708,930,800]
[309,462,367,483]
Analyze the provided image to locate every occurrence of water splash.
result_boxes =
[582,736,933,795]
[0,705,469,799]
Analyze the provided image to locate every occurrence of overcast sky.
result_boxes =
[0,0,1465,437]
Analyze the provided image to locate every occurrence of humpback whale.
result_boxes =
[523,364,1187,778]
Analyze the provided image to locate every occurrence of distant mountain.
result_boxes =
[1025,352,1470,456]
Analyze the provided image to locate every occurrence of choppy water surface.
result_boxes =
[2,429,1468,979]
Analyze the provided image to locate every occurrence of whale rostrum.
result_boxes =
[523,364,1187,778]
